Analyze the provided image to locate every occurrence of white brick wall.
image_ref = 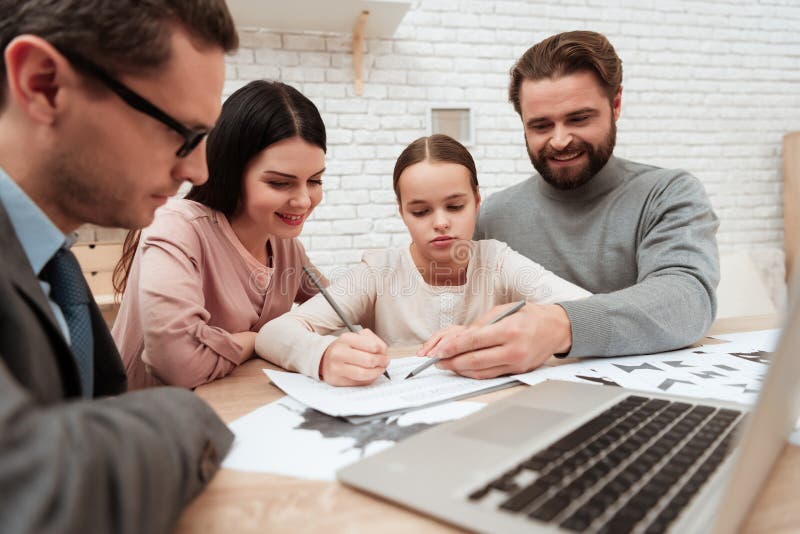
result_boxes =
[227,0,800,302]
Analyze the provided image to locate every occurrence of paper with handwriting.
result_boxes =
[263,356,518,418]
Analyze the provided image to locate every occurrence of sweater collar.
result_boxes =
[535,155,624,203]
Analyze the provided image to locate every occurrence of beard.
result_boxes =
[527,119,616,190]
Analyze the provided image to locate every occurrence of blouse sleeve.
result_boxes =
[498,243,593,304]
[136,214,246,389]
[255,261,376,380]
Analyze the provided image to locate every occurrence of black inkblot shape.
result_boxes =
[614,363,662,373]
[729,351,771,365]
[664,360,695,368]
[691,370,727,379]
[724,383,760,394]
[575,374,621,387]
[693,349,771,366]
[281,404,438,457]
[658,378,695,391]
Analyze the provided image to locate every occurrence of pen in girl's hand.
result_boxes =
[303,266,391,380]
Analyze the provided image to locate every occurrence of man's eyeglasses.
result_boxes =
[59,49,208,158]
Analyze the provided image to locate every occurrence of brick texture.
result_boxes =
[222,1,798,303]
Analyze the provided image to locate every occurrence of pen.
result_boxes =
[404,299,527,380]
[302,266,391,380]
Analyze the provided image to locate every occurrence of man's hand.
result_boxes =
[416,324,468,357]
[432,303,573,379]
[319,329,389,386]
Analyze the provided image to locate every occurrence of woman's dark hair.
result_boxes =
[392,134,478,203]
[113,80,326,296]
[184,80,326,215]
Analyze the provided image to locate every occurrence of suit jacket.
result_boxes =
[0,201,233,534]
[0,204,127,401]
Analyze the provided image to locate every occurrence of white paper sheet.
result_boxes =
[709,328,781,351]
[222,397,485,480]
[263,356,519,417]
[516,342,770,405]
[532,359,618,386]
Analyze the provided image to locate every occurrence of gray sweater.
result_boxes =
[475,156,720,358]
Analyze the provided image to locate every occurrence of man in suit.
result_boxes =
[0,1,239,532]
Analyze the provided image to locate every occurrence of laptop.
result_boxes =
[337,275,800,533]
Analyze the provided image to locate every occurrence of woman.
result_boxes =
[112,80,327,389]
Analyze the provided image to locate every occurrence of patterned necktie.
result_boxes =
[41,248,94,398]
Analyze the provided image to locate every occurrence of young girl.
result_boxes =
[255,134,591,386]
[112,81,328,389]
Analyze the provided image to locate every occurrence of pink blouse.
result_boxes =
[111,199,320,389]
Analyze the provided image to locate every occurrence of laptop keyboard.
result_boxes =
[466,395,742,533]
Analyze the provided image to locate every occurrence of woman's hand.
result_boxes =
[319,329,389,386]
[231,331,257,362]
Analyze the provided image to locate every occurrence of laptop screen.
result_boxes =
[711,267,800,533]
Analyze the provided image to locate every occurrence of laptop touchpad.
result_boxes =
[456,405,568,447]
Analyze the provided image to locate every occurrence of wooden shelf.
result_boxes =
[227,0,410,96]
[227,0,410,37]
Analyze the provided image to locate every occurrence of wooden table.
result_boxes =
[175,315,800,533]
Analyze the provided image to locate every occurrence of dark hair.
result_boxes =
[113,80,327,296]
[0,0,238,107]
[185,80,327,216]
[393,134,478,203]
[509,31,622,115]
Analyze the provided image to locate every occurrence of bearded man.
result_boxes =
[427,31,719,378]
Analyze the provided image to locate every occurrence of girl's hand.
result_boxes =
[319,329,389,386]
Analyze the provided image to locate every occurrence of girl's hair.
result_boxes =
[113,80,326,296]
[392,134,478,203]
